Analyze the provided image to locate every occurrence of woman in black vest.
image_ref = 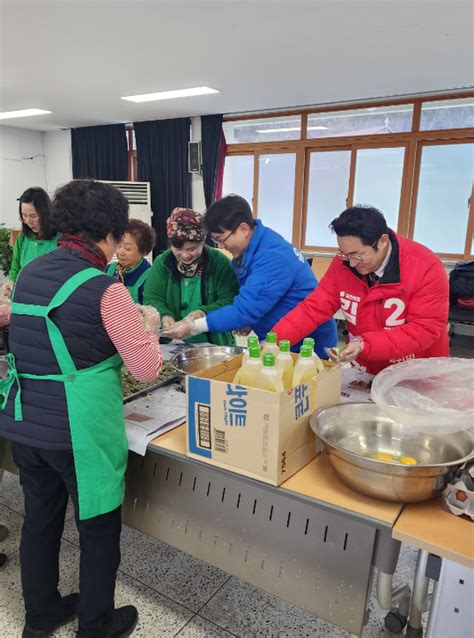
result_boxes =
[0,180,162,638]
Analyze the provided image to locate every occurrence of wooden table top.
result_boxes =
[281,453,403,526]
[149,424,403,526]
[393,498,474,568]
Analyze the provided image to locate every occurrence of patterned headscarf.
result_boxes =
[166,208,205,242]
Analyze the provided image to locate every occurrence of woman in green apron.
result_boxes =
[143,207,239,345]
[106,218,156,304]
[0,180,162,638]
[4,187,58,297]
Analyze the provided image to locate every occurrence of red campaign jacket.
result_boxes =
[273,232,449,374]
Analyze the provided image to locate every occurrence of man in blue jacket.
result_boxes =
[164,195,337,357]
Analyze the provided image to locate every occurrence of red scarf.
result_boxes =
[58,234,107,270]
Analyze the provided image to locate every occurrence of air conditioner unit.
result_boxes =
[98,181,152,225]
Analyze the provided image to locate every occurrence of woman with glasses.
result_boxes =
[3,187,59,297]
[273,205,449,374]
[143,207,239,345]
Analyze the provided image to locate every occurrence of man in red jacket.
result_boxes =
[273,206,449,375]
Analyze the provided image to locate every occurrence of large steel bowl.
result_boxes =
[169,345,245,375]
[310,402,473,503]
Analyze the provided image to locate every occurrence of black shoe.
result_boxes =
[0,553,7,570]
[22,593,79,637]
[106,606,138,638]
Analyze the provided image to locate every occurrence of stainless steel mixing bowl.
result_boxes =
[169,345,245,375]
[310,402,473,502]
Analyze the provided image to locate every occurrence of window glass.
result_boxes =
[257,153,296,242]
[305,150,351,246]
[420,98,474,130]
[413,143,473,253]
[222,155,254,207]
[353,147,405,230]
[223,116,301,143]
[307,105,413,138]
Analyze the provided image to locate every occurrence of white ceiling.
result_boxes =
[1,0,473,131]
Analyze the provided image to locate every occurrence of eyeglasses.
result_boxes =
[210,226,239,247]
[336,239,379,264]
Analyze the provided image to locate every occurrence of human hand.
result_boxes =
[136,305,161,332]
[2,281,14,299]
[234,326,252,336]
[186,309,206,321]
[338,337,364,363]
[161,315,176,331]
[162,318,194,340]
[0,305,10,328]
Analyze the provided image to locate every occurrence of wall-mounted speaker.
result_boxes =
[188,141,202,174]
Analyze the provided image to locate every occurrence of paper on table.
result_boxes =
[124,383,186,455]
[340,366,374,404]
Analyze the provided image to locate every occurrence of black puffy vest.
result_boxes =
[0,249,117,450]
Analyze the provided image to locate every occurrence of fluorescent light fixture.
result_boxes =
[0,108,52,120]
[256,125,328,133]
[121,86,219,103]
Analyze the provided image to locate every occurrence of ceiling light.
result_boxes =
[121,86,219,103]
[256,125,328,133]
[0,108,52,120]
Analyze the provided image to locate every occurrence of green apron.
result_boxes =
[106,260,149,304]
[180,276,208,344]
[0,268,128,520]
[21,234,58,269]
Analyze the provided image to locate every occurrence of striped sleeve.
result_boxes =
[100,283,162,382]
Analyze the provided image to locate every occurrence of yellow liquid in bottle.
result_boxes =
[292,357,319,387]
[276,352,294,389]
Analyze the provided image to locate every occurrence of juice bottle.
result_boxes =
[233,346,263,387]
[276,339,294,389]
[254,353,284,392]
[302,337,325,372]
[292,345,320,386]
[242,335,260,364]
[261,332,279,358]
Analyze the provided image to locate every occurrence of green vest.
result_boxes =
[0,268,127,520]
[20,234,58,268]
[106,261,150,304]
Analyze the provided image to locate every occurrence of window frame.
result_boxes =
[223,91,474,259]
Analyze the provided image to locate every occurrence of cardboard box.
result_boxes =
[186,355,341,485]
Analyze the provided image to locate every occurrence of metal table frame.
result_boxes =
[123,439,404,637]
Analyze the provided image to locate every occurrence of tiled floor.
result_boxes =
[0,469,420,638]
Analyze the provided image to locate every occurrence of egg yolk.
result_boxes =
[374,453,395,462]
[400,456,417,465]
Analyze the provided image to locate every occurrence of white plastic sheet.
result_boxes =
[371,358,474,433]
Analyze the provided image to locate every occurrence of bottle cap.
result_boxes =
[279,340,290,353]
[262,353,275,366]
[248,346,261,358]
[300,345,312,358]
[265,332,277,344]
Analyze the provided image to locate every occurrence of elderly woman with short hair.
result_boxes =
[143,207,239,345]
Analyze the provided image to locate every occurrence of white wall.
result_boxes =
[0,126,48,228]
[190,116,206,213]
[0,126,73,230]
[44,129,73,194]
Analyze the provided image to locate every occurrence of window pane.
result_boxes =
[222,155,254,206]
[414,144,473,253]
[421,98,474,130]
[353,147,405,230]
[305,150,351,247]
[307,105,413,138]
[258,153,296,242]
[223,116,301,143]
